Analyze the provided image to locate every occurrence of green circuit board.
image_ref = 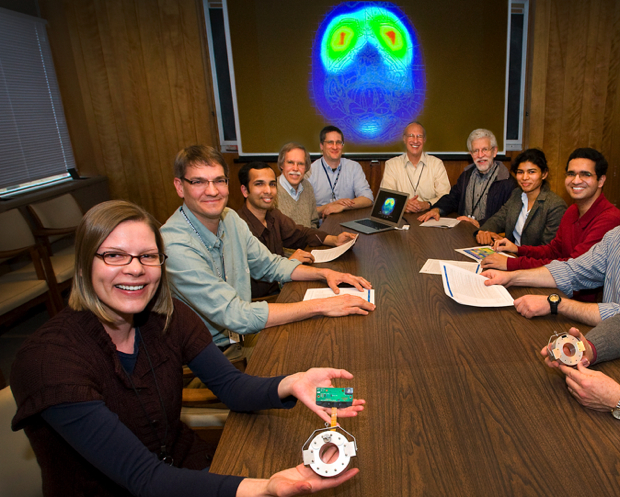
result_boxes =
[316,387,354,408]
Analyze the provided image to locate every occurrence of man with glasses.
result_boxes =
[308,126,373,219]
[381,121,451,213]
[481,148,620,325]
[418,128,516,227]
[277,142,320,228]
[161,145,375,349]
[480,148,620,273]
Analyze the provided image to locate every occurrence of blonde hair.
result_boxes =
[69,200,174,330]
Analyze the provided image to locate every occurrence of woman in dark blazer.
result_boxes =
[475,149,567,247]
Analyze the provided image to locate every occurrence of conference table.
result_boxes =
[210,208,620,496]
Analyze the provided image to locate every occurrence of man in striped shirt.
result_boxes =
[482,226,620,325]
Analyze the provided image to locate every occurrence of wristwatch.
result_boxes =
[548,294,561,315]
[612,399,620,419]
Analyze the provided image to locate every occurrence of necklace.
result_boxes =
[121,327,173,465]
[180,207,225,280]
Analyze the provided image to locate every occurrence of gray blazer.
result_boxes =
[479,182,567,246]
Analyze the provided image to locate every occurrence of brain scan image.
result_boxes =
[310,2,426,144]
[381,197,396,216]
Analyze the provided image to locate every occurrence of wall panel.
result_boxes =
[37,0,620,220]
[38,0,218,222]
[529,0,620,205]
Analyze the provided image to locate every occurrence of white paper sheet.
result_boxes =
[311,235,358,263]
[419,218,460,228]
[303,287,375,305]
[420,259,481,275]
[439,261,514,307]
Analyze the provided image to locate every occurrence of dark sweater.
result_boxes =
[432,162,517,225]
[10,301,290,496]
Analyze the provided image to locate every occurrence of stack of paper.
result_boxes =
[420,259,481,275]
[303,287,375,305]
[439,262,514,307]
[419,218,460,228]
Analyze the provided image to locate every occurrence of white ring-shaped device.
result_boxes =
[302,427,357,477]
[547,332,585,366]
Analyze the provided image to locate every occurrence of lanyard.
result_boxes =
[180,207,225,280]
[407,161,425,196]
[321,158,342,201]
[469,163,498,220]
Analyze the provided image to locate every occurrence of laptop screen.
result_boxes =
[370,189,409,224]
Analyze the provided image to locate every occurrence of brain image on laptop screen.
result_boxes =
[381,197,396,216]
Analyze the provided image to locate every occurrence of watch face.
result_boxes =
[549,294,560,303]
[612,409,620,420]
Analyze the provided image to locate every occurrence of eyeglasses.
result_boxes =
[284,160,306,168]
[471,147,494,156]
[403,134,424,140]
[95,252,168,266]
[181,177,229,189]
[565,171,594,179]
[323,140,344,147]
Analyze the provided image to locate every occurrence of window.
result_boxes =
[0,7,76,197]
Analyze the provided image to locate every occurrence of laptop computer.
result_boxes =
[340,188,409,234]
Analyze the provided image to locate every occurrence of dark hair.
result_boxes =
[173,145,229,179]
[319,125,344,143]
[238,161,274,189]
[511,148,549,175]
[566,148,608,179]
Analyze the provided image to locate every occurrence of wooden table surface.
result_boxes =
[210,209,620,496]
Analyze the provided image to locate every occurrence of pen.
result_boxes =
[368,289,370,302]
[476,264,481,274]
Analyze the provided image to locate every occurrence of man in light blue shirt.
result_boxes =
[161,145,375,346]
[309,126,373,219]
[482,226,620,326]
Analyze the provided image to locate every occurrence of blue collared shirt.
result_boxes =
[546,226,620,320]
[161,205,301,346]
[309,157,373,207]
[279,174,304,201]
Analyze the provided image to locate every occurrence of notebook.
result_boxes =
[340,188,409,234]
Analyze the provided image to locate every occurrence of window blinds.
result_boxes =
[0,7,76,193]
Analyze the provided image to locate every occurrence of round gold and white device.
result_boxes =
[302,426,357,477]
[547,331,585,366]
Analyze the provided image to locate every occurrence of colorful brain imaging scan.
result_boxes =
[381,197,396,216]
[310,2,426,145]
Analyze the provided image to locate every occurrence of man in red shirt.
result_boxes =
[481,148,620,273]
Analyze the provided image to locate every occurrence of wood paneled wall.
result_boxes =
[528,0,620,205]
[38,0,218,223]
[37,0,620,221]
